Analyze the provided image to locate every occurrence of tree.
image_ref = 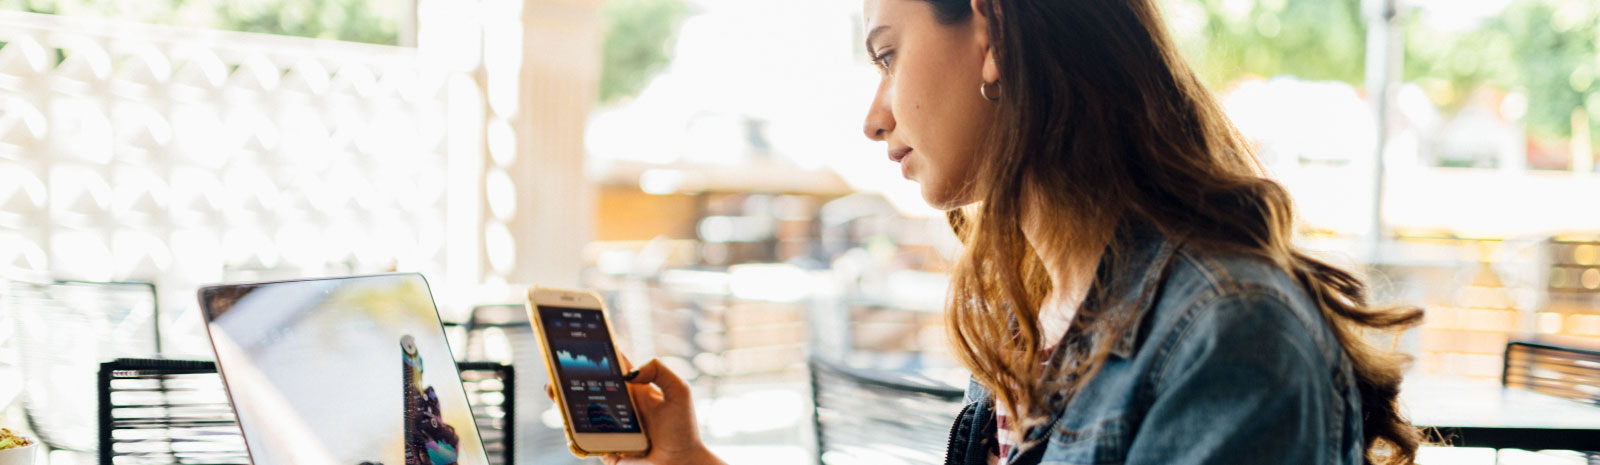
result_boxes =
[216,0,398,45]
[1167,0,1598,161]
[1167,0,1368,88]
[1403,0,1598,159]
[597,0,689,105]
[0,0,398,45]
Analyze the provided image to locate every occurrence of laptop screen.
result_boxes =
[198,273,488,465]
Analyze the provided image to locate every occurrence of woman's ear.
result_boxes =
[971,0,1000,83]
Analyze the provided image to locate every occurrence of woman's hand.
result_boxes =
[606,359,724,465]
[546,358,726,465]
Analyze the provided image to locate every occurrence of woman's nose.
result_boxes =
[862,85,894,141]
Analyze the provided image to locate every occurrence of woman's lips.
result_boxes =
[889,147,912,163]
[897,150,913,179]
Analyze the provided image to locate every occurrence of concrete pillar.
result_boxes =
[507,0,605,289]
[421,0,605,306]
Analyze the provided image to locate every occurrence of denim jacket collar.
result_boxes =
[1012,220,1180,451]
[954,219,1185,464]
[961,219,1363,465]
[1103,219,1180,360]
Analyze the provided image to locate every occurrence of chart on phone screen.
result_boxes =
[556,348,613,375]
[540,305,640,433]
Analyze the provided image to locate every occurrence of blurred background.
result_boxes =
[0,0,1597,464]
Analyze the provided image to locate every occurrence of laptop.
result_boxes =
[198,273,489,465]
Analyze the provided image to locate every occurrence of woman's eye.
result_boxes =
[873,52,895,74]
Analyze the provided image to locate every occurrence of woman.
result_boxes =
[602,0,1425,463]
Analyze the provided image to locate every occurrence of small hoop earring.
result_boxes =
[980,80,1001,102]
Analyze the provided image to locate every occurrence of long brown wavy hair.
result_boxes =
[917,0,1426,463]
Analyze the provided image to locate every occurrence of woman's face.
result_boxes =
[862,0,997,211]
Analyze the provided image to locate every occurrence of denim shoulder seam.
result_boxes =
[1171,249,1330,355]
[1174,247,1224,289]
[1148,288,1225,390]
[1148,284,1320,391]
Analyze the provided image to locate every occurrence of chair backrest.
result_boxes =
[809,355,965,465]
[3,279,159,456]
[98,358,515,465]
[1502,340,1600,405]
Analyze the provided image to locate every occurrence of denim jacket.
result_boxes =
[943,224,1365,465]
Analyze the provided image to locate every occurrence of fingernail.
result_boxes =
[622,369,640,381]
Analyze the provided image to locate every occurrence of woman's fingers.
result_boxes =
[544,383,555,400]
[624,358,690,400]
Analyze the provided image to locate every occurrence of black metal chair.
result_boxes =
[97,358,514,465]
[1421,340,1600,460]
[808,355,965,465]
[1503,340,1600,406]
[1503,340,1600,461]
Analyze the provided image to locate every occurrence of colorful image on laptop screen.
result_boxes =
[198,273,488,465]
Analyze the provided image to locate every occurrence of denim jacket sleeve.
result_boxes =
[1123,287,1348,465]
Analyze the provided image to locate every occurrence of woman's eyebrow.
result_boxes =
[865,25,891,54]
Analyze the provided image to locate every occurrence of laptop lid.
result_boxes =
[197,273,489,465]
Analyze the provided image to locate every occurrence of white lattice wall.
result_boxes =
[0,11,459,354]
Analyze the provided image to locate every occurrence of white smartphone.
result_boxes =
[526,286,650,457]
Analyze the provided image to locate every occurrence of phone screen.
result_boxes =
[537,305,641,433]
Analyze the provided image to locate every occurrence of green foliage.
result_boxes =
[1170,0,1369,88]
[1405,0,1598,145]
[1495,1,1596,141]
[217,0,397,45]
[1167,0,1598,152]
[0,0,398,45]
[0,0,188,17]
[598,0,689,105]
[0,0,51,13]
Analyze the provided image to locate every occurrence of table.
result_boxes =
[889,370,1600,452]
[1401,375,1600,451]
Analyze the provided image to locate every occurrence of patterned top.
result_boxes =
[991,301,1078,465]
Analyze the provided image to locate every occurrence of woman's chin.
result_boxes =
[921,186,976,212]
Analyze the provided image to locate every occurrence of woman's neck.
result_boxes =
[1019,188,1106,343]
